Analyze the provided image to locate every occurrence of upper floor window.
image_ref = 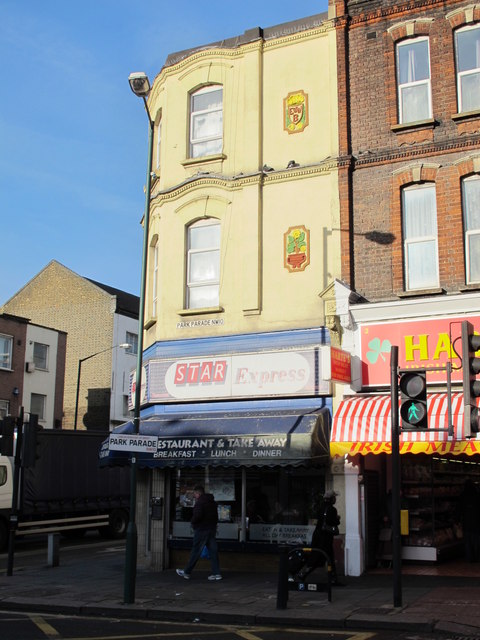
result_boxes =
[33,342,48,370]
[0,400,8,420]
[462,175,480,283]
[30,393,46,421]
[125,332,138,355]
[156,117,162,170]
[455,25,480,113]
[0,335,13,370]
[152,239,159,318]
[402,183,439,290]
[396,38,432,123]
[190,85,223,158]
[187,219,220,309]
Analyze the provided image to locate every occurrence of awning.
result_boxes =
[100,407,331,468]
[331,393,480,457]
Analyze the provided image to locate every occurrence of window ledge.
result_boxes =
[396,287,445,298]
[391,119,437,134]
[459,283,480,292]
[144,318,157,330]
[177,306,224,317]
[452,109,480,122]
[181,153,226,168]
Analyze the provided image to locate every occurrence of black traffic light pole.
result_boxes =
[392,354,455,606]
[461,320,480,436]
[7,408,24,577]
[390,346,402,608]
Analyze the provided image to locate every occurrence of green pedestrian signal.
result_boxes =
[399,369,428,430]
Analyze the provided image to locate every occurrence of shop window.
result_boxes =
[189,85,223,158]
[396,37,432,123]
[0,334,12,370]
[170,467,325,545]
[462,175,480,283]
[455,25,480,113]
[402,183,439,290]
[186,219,220,309]
[33,342,48,370]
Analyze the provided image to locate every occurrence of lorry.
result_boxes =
[0,429,130,550]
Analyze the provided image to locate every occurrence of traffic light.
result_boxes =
[21,414,41,468]
[399,369,428,430]
[0,416,15,455]
[461,320,480,437]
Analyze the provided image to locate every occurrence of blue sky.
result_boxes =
[0,0,328,304]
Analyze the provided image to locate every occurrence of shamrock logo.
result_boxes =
[366,337,392,364]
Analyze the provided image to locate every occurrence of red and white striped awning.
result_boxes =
[331,393,480,457]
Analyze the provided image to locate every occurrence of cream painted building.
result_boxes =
[143,13,340,346]
[109,10,348,574]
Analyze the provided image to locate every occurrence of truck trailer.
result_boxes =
[0,429,130,550]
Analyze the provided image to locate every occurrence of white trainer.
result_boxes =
[176,569,190,579]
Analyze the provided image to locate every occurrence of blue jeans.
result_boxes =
[184,528,220,575]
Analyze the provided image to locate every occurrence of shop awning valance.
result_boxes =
[100,407,331,468]
[331,392,480,457]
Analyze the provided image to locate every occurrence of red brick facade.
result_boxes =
[335,0,480,300]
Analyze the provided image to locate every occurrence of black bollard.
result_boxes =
[276,544,289,609]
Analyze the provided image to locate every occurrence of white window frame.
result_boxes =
[33,342,49,370]
[462,175,480,284]
[0,334,13,370]
[156,117,162,170]
[455,24,480,113]
[402,183,439,291]
[30,393,46,421]
[186,219,220,309]
[396,37,432,124]
[152,240,159,318]
[189,85,223,159]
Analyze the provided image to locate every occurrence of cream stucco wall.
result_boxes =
[143,17,340,345]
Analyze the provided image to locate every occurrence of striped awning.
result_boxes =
[331,393,480,457]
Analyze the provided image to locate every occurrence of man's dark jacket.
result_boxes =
[191,493,218,531]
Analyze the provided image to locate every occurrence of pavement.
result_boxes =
[1,542,480,637]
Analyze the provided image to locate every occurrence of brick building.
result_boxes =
[330,0,480,574]
[333,0,480,298]
[2,261,139,431]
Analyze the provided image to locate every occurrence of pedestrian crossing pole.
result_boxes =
[390,346,402,608]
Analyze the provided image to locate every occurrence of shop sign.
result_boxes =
[249,523,315,544]
[328,347,351,383]
[152,434,310,462]
[331,439,480,458]
[132,347,330,405]
[360,315,480,387]
[107,432,312,463]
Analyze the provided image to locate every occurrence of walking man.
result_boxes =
[176,485,222,581]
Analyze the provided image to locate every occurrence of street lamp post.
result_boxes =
[74,343,131,431]
[124,71,154,604]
